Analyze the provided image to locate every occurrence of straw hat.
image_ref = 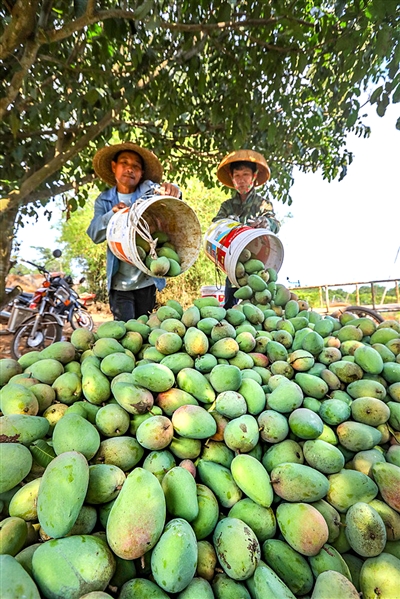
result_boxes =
[216,149,271,188]
[93,142,163,186]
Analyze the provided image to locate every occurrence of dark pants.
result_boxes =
[224,278,238,309]
[109,285,156,322]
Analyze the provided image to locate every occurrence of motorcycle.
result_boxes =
[2,251,94,359]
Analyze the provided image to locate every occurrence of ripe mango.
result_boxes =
[172,404,217,439]
[276,502,329,556]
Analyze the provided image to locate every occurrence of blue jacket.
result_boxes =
[86,181,166,292]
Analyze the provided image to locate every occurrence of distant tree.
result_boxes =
[1,0,399,305]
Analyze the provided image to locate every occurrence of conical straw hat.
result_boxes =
[93,142,163,186]
[216,149,271,188]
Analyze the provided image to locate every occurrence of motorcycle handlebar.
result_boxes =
[22,259,49,274]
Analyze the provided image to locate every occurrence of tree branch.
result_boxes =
[0,0,39,60]
[0,38,40,120]
[3,107,118,210]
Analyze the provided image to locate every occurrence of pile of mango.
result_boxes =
[1,270,400,599]
[137,230,181,277]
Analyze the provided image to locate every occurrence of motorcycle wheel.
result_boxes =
[70,308,94,331]
[11,313,63,360]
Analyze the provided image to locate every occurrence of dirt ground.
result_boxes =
[0,302,112,360]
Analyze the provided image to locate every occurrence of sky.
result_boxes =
[16,103,399,289]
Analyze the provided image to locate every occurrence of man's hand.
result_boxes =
[112,202,129,213]
[157,182,180,198]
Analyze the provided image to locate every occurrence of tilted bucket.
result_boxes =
[107,195,202,278]
[203,218,284,287]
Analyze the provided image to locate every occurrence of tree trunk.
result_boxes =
[0,203,20,308]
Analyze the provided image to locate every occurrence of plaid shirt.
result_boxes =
[212,188,280,234]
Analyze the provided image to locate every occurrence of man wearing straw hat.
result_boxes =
[213,149,281,309]
[87,142,180,321]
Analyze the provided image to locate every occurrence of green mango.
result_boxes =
[0,382,39,416]
[310,499,341,543]
[169,436,202,460]
[176,368,216,403]
[155,387,198,415]
[360,552,400,599]
[294,372,329,399]
[161,466,198,522]
[336,421,382,452]
[288,407,324,439]
[136,415,174,450]
[171,404,217,439]
[199,306,227,321]
[181,306,201,328]
[311,570,360,599]
[224,414,259,452]
[112,381,154,415]
[9,477,41,521]
[92,436,144,472]
[85,464,126,505]
[53,413,100,459]
[51,371,82,405]
[197,459,242,508]
[32,535,115,598]
[345,501,387,557]
[70,328,95,352]
[100,352,135,377]
[262,439,303,473]
[96,320,126,339]
[215,390,247,419]
[82,363,111,405]
[151,518,197,593]
[326,469,378,512]
[0,358,22,386]
[276,502,329,556]
[0,516,27,556]
[190,483,219,541]
[37,451,89,539]
[213,517,260,581]
[131,362,175,393]
[160,352,195,373]
[262,539,313,596]
[353,344,383,375]
[200,440,234,469]
[347,378,387,400]
[258,409,289,443]
[0,414,49,446]
[0,554,41,598]
[237,377,265,415]
[371,462,400,512]
[368,498,400,541]
[27,358,64,385]
[328,360,363,383]
[271,462,329,502]
[319,398,351,425]
[267,380,303,412]
[303,439,345,474]
[107,467,165,560]
[195,353,219,374]
[229,349,255,369]
[383,361,400,384]
[230,454,273,508]
[210,337,240,359]
[351,396,390,426]
[309,542,352,580]
[183,327,209,357]
[228,499,276,544]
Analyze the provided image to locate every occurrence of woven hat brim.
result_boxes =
[217,150,271,188]
[93,142,163,186]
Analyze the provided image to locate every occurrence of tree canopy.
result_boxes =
[1,0,399,304]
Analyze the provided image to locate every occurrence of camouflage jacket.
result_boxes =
[212,188,281,234]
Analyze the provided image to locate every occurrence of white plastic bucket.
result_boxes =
[107,195,202,277]
[200,285,225,305]
[203,218,284,287]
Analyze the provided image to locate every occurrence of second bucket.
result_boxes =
[107,195,202,277]
[203,218,284,287]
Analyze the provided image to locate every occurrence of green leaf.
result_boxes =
[30,440,56,468]
[393,83,400,104]
[396,117,400,130]
[369,85,383,104]
[376,100,387,117]
[134,0,154,20]
[346,110,358,128]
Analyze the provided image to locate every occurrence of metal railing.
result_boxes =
[288,278,400,314]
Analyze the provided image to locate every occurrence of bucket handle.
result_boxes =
[129,198,159,259]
